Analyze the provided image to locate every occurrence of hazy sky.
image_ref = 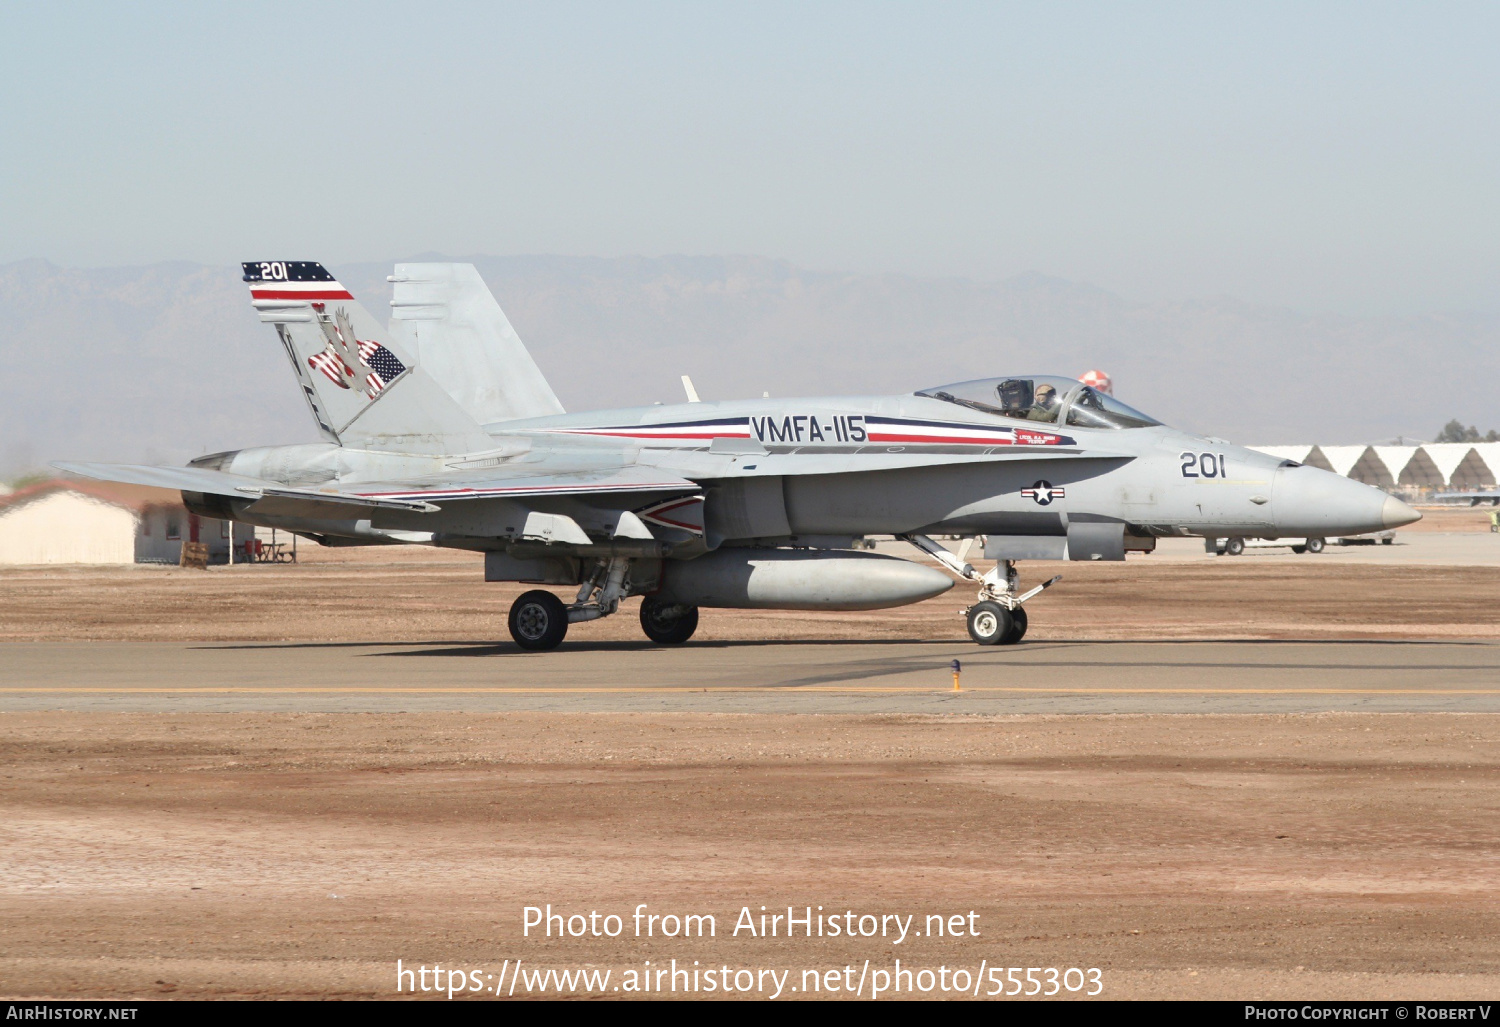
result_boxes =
[2,1,1497,314]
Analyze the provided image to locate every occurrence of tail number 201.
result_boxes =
[1181,452,1227,478]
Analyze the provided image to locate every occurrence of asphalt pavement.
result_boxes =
[2,638,1497,714]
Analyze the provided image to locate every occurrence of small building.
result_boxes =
[0,479,254,565]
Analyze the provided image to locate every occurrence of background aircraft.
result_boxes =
[59,262,1419,649]
[1429,490,1500,506]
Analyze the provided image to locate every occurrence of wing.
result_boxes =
[54,461,698,511]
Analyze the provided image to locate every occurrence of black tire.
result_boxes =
[508,590,569,650]
[967,601,1012,646]
[1225,537,1246,556]
[1000,603,1028,645]
[1306,537,1326,553]
[1291,545,1306,554]
[1381,537,1394,545]
[639,597,699,644]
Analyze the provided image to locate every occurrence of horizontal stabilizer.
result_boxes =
[57,461,284,496]
[53,462,440,512]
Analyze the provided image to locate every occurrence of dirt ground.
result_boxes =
[1397,507,1498,532]
[2,712,1498,1000]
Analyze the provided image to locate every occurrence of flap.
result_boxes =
[335,465,700,502]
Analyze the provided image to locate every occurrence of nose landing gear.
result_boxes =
[965,562,1049,645]
[900,534,1058,646]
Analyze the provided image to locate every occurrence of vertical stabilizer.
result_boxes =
[244,261,491,452]
[388,263,565,425]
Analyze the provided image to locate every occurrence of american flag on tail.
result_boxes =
[308,338,406,393]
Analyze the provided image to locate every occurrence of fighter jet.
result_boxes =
[58,261,1421,650]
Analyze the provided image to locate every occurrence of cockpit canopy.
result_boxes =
[914,375,1162,430]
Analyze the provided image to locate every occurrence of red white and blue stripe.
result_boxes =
[540,417,754,442]
[537,415,1074,448]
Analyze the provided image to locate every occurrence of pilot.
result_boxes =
[1028,384,1061,422]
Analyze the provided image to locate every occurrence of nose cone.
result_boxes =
[1382,495,1421,529]
[1274,465,1410,537]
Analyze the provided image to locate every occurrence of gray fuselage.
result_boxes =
[205,389,1412,553]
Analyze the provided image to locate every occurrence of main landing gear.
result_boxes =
[639,596,699,645]
[505,556,700,651]
[508,590,570,651]
[900,534,1060,647]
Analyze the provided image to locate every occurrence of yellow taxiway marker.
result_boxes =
[3,686,1500,696]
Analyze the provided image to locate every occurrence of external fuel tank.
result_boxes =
[653,548,954,611]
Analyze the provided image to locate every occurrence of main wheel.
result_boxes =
[967,601,1013,645]
[1225,537,1246,556]
[1306,537,1326,553]
[639,597,699,644]
[1000,603,1028,645]
[508,590,569,650]
[1381,536,1394,545]
[1291,545,1306,554]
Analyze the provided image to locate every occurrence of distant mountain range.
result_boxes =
[2,254,1494,476]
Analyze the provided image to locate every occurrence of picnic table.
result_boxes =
[243,539,297,563]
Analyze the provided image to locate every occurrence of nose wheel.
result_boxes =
[1002,603,1027,644]
[967,601,1010,645]
[966,600,1029,645]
